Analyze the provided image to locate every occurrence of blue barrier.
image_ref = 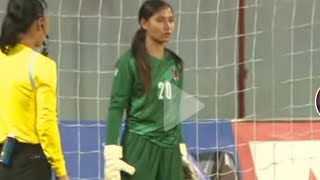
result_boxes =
[60,119,239,179]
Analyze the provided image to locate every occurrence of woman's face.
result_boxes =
[142,6,175,44]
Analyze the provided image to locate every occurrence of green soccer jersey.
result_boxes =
[106,49,184,147]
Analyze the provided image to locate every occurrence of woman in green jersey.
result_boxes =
[104,1,198,180]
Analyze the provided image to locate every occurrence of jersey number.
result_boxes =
[158,81,172,99]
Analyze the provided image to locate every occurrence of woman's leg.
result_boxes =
[121,131,161,180]
[157,145,184,180]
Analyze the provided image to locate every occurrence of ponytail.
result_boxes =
[0,0,27,54]
[0,0,48,54]
[0,17,21,54]
[131,28,152,92]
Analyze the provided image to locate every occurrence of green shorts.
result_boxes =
[121,131,184,180]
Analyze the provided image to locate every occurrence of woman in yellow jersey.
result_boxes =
[0,0,70,180]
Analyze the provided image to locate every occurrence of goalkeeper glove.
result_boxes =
[104,145,135,180]
[180,144,199,180]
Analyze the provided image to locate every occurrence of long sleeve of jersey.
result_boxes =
[106,56,133,145]
[179,67,185,143]
[35,60,67,177]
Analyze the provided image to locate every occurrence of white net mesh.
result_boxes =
[0,0,320,179]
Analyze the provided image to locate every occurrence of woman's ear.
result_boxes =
[38,17,45,29]
[140,19,148,31]
[33,17,44,33]
[29,18,43,33]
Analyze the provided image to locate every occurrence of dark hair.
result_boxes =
[132,0,183,92]
[0,0,48,55]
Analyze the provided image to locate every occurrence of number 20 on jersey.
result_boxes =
[158,81,172,100]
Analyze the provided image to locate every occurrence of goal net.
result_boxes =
[0,0,320,179]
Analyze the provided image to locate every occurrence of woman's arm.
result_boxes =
[106,56,133,145]
[35,58,67,177]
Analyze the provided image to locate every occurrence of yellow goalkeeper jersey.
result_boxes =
[0,44,67,176]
